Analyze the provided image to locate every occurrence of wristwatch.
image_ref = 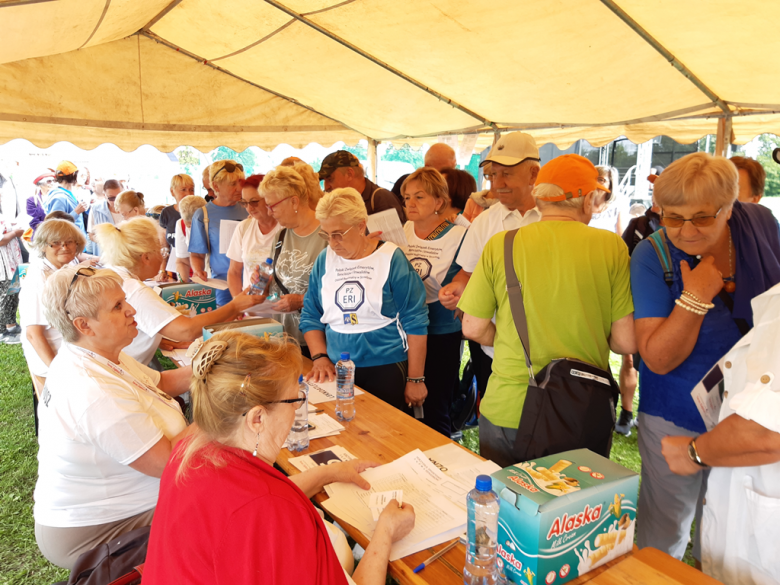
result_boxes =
[310,353,329,362]
[406,376,426,383]
[687,438,709,467]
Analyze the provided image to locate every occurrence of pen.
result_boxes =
[412,539,459,573]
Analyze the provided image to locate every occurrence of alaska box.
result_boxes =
[158,282,217,316]
[491,449,638,585]
[203,317,284,341]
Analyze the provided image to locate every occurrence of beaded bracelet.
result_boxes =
[675,298,707,316]
[681,290,715,309]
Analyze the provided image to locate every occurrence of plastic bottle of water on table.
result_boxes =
[464,474,503,585]
[250,258,274,296]
[287,376,309,451]
[336,352,355,421]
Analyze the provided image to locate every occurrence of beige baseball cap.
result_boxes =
[480,132,540,168]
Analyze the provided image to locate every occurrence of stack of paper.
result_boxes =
[284,413,344,450]
[422,443,502,494]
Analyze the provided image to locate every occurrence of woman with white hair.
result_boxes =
[33,266,193,569]
[300,188,429,415]
[95,217,262,367]
[189,160,248,306]
[630,152,780,562]
[174,195,207,283]
[159,174,196,281]
[21,219,86,378]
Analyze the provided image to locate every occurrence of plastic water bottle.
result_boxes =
[335,352,356,421]
[464,475,501,585]
[250,258,274,296]
[287,376,309,451]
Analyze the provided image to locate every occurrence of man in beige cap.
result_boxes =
[438,132,542,400]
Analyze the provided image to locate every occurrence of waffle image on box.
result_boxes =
[491,449,638,585]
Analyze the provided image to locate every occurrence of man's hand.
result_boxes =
[404,382,427,408]
[439,281,465,310]
[661,435,701,476]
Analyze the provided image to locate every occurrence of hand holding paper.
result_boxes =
[370,490,403,521]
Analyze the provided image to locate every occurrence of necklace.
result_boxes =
[723,226,736,293]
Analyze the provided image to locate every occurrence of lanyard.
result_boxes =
[71,345,182,413]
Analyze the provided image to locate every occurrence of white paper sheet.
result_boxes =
[161,348,192,366]
[423,444,501,509]
[218,220,240,254]
[306,379,363,404]
[691,359,725,431]
[191,276,229,290]
[366,209,408,248]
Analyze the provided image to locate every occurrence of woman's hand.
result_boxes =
[274,294,303,312]
[74,202,87,215]
[681,256,723,302]
[376,502,415,542]
[193,269,208,281]
[231,289,266,312]
[325,460,379,490]
[305,357,336,383]
[404,382,427,408]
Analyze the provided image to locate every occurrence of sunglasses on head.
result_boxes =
[213,162,244,181]
[65,266,97,309]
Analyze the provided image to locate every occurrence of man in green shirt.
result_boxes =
[458,154,637,467]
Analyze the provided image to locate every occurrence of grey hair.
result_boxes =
[179,195,207,224]
[32,219,86,259]
[315,187,368,226]
[533,184,586,211]
[654,152,738,209]
[42,267,124,343]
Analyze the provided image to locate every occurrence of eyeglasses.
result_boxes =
[146,211,161,220]
[266,197,293,213]
[240,375,306,416]
[49,240,77,249]
[318,225,354,243]
[66,266,97,306]
[213,162,244,181]
[660,207,722,228]
[239,199,264,209]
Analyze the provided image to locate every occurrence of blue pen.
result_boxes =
[412,539,459,573]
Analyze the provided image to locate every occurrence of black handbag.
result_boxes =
[503,229,619,462]
[64,525,150,585]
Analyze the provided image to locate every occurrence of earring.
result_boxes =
[252,432,260,457]
[434,210,439,215]
[295,209,298,214]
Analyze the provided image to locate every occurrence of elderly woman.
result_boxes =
[94,218,261,366]
[21,219,86,377]
[34,266,193,569]
[174,195,207,283]
[227,174,280,297]
[189,160,248,306]
[301,188,429,414]
[631,152,780,561]
[159,174,196,280]
[259,166,326,355]
[401,168,466,436]
[144,332,415,584]
[115,190,146,221]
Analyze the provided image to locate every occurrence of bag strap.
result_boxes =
[647,230,674,285]
[201,205,210,254]
[370,188,381,214]
[272,229,291,296]
[503,229,536,386]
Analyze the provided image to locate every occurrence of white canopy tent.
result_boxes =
[1,0,779,154]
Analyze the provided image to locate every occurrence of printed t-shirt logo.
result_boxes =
[336,281,364,325]
[410,257,432,281]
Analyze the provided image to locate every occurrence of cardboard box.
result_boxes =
[157,282,217,317]
[491,449,638,585]
[203,317,284,341]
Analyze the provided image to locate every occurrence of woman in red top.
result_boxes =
[144,331,415,585]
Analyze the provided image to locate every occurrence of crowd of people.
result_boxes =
[4,135,780,585]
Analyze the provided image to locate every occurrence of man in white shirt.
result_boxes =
[438,132,541,400]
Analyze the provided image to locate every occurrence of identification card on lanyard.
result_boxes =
[73,346,182,412]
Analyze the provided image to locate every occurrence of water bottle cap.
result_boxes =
[475,475,493,491]
[298,375,304,383]
[340,352,350,360]
[265,258,273,264]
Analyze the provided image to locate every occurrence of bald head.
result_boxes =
[424,143,457,171]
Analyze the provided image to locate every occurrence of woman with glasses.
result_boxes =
[115,190,146,220]
[33,266,194,569]
[301,188,428,415]
[159,174,196,281]
[94,218,262,367]
[226,174,280,298]
[144,331,414,585]
[20,219,87,378]
[258,166,326,356]
[188,160,248,306]
[630,152,780,563]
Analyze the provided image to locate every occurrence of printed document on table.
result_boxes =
[307,379,364,404]
[321,449,469,560]
[218,220,240,254]
[424,444,501,508]
[366,209,408,248]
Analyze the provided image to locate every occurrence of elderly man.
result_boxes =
[438,132,542,402]
[319,150,405,222]
[458,154,636,467]
[391,143,457,200]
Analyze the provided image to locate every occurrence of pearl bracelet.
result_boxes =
[675,298,707,316]
[681,290,715,309]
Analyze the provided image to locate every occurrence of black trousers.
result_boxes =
[422,331,463,437]
[355,361,409,414]
[468,340,493,401]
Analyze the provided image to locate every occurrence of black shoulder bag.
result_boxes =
[503,229,619,461]
[272,228,291,295]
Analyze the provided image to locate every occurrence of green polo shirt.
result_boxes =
[458,221,633,429]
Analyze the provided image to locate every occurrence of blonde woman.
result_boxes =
[95,217,261,366]
[174,195,207,283]
[160,174,196,279]
[189,160,248,306]
[292,161,324,211]
[115,190,146,221]
[144,332,415,585]
[301,188,429,415]
[259,166,326,355]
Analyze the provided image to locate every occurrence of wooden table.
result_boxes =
[275,375,718,585]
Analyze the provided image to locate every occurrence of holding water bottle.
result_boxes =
[464,475,502,585]
[336,352,355,421]
[250,258,274,296]
[287,376,309,451]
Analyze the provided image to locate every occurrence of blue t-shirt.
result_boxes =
[631,231,743,432]
[45,186,86,233]
[188,202,248,277]
[300,246,429,368]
